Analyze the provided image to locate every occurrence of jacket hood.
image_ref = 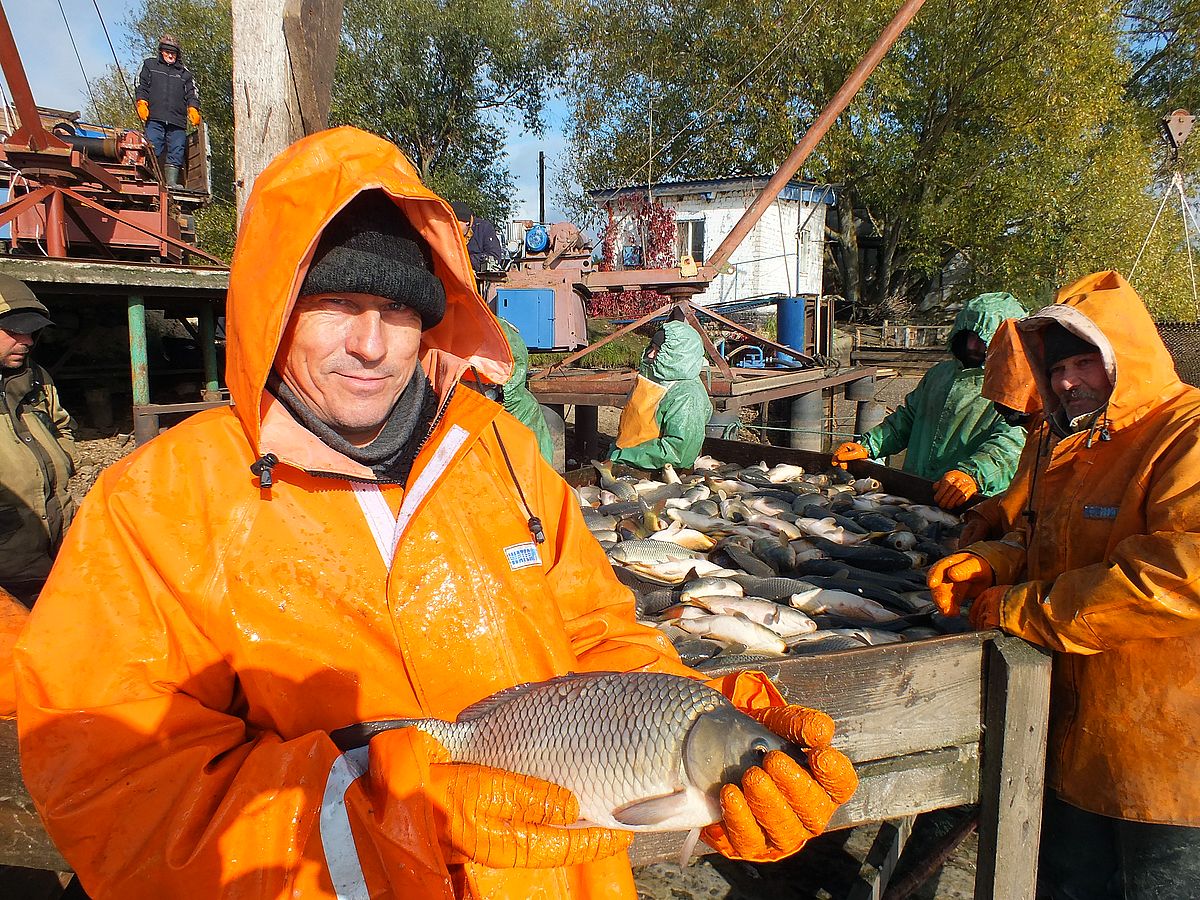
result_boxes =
[225,127,512,470]
[1017,270,1182,432]
[949,292,1026,348]
[642,320,706,382]
[982,317,1039,414]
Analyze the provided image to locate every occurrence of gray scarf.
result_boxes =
[269,368,438,484]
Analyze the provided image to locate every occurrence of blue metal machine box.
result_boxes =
[496,288,556,351]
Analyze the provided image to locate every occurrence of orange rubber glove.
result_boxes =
[933,469,979,509]
[831,441,870,470]
[968,585,1009,630]
[927,552,994,617]
[136,99,150,122]
[187,106,201,127]
[701,705,858,862]
[422,737,632,868]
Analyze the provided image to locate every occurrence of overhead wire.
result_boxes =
[91,0,136,106]
[56,0,100,116]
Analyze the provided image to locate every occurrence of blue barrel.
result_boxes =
[776,296,809,364]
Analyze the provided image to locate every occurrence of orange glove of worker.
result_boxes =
[422,738,632,868]
[136,99,150,122]
[927,552,994,617]
[831,441,870,470]
[933,469,979,509]
[701,705,858,862]
[187,106,201,127]
[968,585,1009,630]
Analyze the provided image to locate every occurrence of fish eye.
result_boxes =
[751,738,770,754]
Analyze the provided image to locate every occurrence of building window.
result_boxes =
[676,219,705,263]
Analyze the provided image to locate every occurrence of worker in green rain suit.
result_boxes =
[833,292,1027,509]
[610,318,713,470]
[497,317,554,463]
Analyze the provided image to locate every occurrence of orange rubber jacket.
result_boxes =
[959,317,1041,542]
[968,271,1200,824]
[13,128,772,898]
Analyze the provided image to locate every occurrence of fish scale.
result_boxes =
[384,672,782,831]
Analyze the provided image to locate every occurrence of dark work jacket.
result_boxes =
[466,217,505,271]
[136,56,200,128]
[0,363,76,597]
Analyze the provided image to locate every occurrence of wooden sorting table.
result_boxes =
[570,438,1053,898]
[0,440,1050,899]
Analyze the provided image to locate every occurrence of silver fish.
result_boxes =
[608,539,702,565]
[350,672,788,831]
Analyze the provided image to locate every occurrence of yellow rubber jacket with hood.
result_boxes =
[12,128,768,898]
[968,271,1200,824]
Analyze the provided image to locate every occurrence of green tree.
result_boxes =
[330,0,572,223]
[569,0,1193,315]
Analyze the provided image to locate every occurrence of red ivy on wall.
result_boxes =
[588,193,677,318]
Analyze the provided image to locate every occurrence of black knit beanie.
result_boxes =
[1040,322,1098,373]
[299,191,447,329]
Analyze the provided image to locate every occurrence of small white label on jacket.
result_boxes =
[1083,505,1119,519]
[504,542,542,571]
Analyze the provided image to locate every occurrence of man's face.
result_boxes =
[0,328,35,370]
[1049,351,1112,420]
[160,48,177,64]
[458,217,471,237]
[277,293,423,446]
[960,331,987,367]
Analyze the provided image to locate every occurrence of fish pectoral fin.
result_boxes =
[612,789,696,827]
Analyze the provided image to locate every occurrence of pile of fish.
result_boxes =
[577,456,968,671]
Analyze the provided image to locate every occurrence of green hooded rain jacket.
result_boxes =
[610,320,713,470]
[497,318,554,463]
[862,292,1026,495]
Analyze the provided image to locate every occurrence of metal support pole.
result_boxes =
[790,390,824,451]
[854,400,886,437]
[199,304,221,401]
[576,404,600,462]
[46,190,67,258]
[128,295,155,444]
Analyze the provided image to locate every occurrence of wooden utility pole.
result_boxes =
[230,0,345,218]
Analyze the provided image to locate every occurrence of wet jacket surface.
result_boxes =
[0,363,76,594]
[862,293,1026,494]
[610,321,713,470]
[969,271,1200,825]
[14,128,706,899]
[136,54,199,128]
[498,317,554,463]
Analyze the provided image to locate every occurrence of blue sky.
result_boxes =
[3,0,573,222]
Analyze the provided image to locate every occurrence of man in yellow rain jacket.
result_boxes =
[14,128,854,899]
[928,271,1200,897]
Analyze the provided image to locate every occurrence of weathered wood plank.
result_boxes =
[0,719,67,871]
[847,815,915,900]
[973,635,1051,900]
[630,744,980,866]
[702,634,986,763]
[0,257,228,296]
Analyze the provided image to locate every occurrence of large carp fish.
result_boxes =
[331,670,787,833]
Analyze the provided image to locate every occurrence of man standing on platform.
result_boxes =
[136,33,201,187]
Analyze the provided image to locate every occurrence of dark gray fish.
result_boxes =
[801,535,914,571]
[751,537,795,574]
[729,574,819,602]
[673,639,724,663]
[599,501,644,518]
[693,653,782,672]
[851,511,905,533]
[716,544,777,578]
[636,589,678,617]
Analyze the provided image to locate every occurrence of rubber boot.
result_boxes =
[165,165,181,187]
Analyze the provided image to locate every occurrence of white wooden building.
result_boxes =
[588,176,834,305]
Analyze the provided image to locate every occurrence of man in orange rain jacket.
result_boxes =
[13,127,854,899]
[928,271,1200,898]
